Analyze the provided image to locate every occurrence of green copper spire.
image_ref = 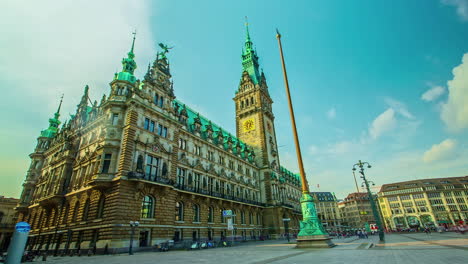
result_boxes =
[115,31,137,83]
[40,95,63,138]
[241,19,261,85]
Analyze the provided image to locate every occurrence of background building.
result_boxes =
[0,196,19,251]
[378,176,468,230]
[339,192,376,230]
[15,27,303,254]
[310,192,341,232]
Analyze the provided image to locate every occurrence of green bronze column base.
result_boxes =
[296,193,335,248]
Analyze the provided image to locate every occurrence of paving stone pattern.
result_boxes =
[38,233,467,264]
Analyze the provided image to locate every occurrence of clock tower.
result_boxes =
[234,24,280,174]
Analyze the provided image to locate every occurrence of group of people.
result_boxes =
[331,230,370,239]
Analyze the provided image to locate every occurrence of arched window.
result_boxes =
[82,199,90,221]
[241,210,245,224]
[208,206,214,223]
[96,195,105,219]
[232,209,236,224]
[141,195,155,218]
[175,201,184,221]
[249,212,253,225]
[72,201,80,222]
[193,204,200,222]
[62,204,69,224]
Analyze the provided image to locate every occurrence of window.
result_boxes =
[149,120,155,133]
[159,96,164,107]
[208,177,213,193]
[154,93,159,105]
[175,202,184,221]
[72,201,80,222]
[178,138,187,150]
[238,164,243,172]
[144,118,155,132]
[145,155,160,180]
[208,151,214,161]
[400,195,411,200]
[412,193,424,199]
[194,145,201,155]
[220,181,225,194]
[158,124,168,138]
[387,196,398,202]
[82,199,90,221]
[102,154,112,173]
[193,204,200,222]
[112,113,119,126]
[177,168,186,187]
[228,160,234,169]
[249,212,253,225]
[208,207,214,222]
[241,211,245,224]
[97,195,105,218]
[202,177,208,189]
[141,196,154,218]
[427,192,440,198]
[219,156,225,165]
[221,208,226,223]
[194,173,201,190]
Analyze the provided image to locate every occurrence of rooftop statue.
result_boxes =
[158,43,174,59]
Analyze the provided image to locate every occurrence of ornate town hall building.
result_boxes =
[16,27,302,253]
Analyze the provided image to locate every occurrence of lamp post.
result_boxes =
[129,221,139,255]
[276,29,334,248]
[352,160,385,241]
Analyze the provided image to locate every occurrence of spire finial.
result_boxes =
[130,30,137,54]
[245,16,251,41]
[54,94,64,119]
[57,94,64,114]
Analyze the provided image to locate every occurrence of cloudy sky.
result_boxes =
[1,0,467,199]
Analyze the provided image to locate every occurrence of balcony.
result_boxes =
[128,171,270,207]
[128,171,174,186]
[175,183,266,207]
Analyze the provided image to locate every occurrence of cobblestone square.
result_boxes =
[36,233,467,264]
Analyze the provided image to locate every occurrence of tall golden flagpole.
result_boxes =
[275,29,334,248]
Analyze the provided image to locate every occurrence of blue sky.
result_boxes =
[1,0,467,199]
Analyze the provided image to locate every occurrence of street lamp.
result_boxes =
[129,221,139,255]
[352,160,385,242]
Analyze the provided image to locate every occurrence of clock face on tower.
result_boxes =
[243,118,255,132]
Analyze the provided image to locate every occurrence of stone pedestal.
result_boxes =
[294,193,336,248]
[296,235,335,248]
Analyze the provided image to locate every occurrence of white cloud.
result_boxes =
[423,139,457,163]
[327,107,336,119]
[384,97,414,119]
[442,0,468,21]
[308,145,319,155]
[421,86,445,101]
[369,108,397,139]
[327,141,355,155]
[441,53,468,132]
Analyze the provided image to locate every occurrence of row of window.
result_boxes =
[176,168,258,201]
[180,140,255,177]
[144,118,168,137]
[142,196,261,225]
[29,195,105,230]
